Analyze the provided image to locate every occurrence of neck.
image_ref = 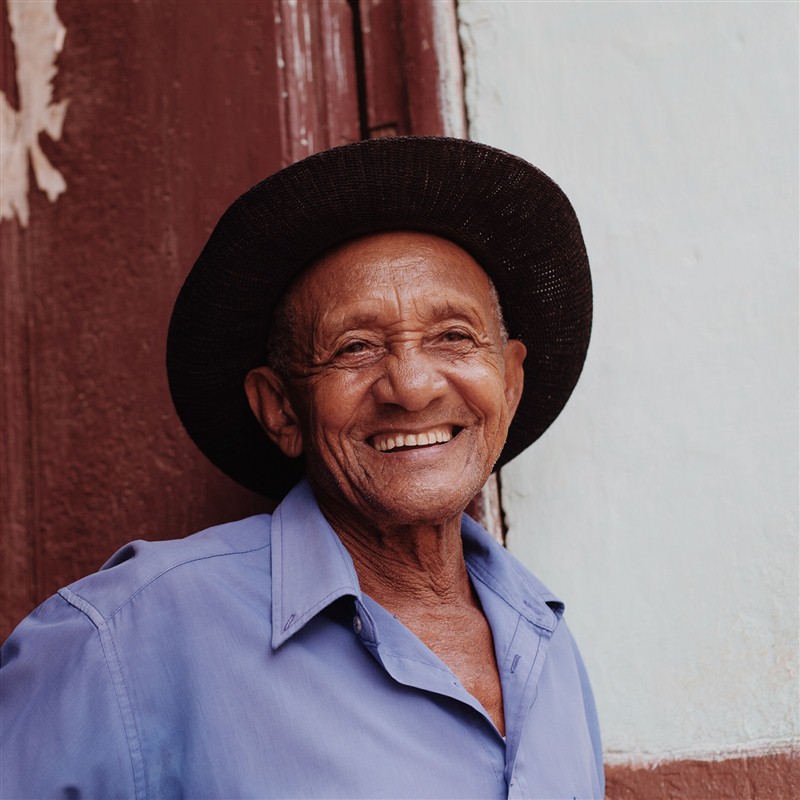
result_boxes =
[318,500,473,612]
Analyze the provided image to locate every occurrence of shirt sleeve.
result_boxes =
[1,593,138,800]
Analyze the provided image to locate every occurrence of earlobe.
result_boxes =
[244,367,304,458]
[503,339,527,417]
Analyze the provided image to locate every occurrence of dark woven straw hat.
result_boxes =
[167,136,592,499]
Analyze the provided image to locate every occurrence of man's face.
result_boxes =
[248,231,526,528]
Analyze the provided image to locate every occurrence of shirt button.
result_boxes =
[352,614,363,634]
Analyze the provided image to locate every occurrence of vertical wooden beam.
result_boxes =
[275,0,360,163]
[398,0,466,137]
[355,0,466,139]
[354,0,408,137]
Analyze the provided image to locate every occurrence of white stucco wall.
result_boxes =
[459,0,799,764]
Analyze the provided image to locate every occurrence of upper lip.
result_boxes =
[369,426,457,452]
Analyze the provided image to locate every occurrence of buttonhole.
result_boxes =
[510,654,521,673]
[282,614,296,632]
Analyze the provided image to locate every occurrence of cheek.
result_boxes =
[464,379,515,454]
[460,362,511,417]
[303,375,373,444]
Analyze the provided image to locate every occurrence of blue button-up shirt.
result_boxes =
[1,480,603,799]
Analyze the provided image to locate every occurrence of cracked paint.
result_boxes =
[1,0,69,227]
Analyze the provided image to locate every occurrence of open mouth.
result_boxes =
[370,426,462,452]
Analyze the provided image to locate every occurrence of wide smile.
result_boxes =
[369,426,462,452]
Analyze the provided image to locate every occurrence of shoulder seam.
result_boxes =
[57,588,147,800]
[66,541,271,624]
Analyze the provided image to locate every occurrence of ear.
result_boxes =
[502,339,527,418]
[244,367,304,458]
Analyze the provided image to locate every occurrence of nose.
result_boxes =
[372,347,447,411]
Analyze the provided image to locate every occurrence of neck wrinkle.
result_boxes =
[319,501,473,610]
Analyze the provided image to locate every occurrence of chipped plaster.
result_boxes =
[1,0,68,227]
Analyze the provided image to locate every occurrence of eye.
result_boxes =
[341,340,367,354]
[334,339,377,359]
[440,329,473,344]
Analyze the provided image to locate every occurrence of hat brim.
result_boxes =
[167,137,592,499]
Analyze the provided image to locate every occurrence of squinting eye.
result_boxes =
[340,341,368,355]
[442,331,470,343]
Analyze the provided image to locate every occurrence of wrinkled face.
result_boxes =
[247,231,526,528]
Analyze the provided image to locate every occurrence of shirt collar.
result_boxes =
[270,479,362,649]
[460,514,565,633]
[270,479,565,647]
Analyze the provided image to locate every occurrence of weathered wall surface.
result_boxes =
[458,0,799,792]
[0,0,361,638]
[0,0,475,638]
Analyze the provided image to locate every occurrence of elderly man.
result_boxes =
[1,138,602,798]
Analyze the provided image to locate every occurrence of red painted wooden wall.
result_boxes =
[1,0,466,639]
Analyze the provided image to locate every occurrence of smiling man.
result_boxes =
[1,138,602,799]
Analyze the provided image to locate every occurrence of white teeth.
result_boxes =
[372,428,454,452]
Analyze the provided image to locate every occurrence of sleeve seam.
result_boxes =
[67,543,270,625]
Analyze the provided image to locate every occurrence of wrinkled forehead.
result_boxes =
[284,230,498,312]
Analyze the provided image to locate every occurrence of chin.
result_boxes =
[309,457,494,529]
[358,477,486,527]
